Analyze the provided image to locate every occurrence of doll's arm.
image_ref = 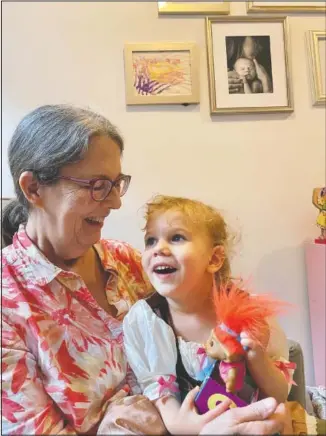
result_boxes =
[225,367,238,393]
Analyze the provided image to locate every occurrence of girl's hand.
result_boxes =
[169,386,232,435]
[240,331,269,362]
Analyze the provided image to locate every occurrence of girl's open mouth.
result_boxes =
[153,265,177,275]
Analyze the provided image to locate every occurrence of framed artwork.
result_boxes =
[247,1,326,13]
[206,16,293,115]
[307,31,326,106]
[158,1,230,15]
[124,42,200,105]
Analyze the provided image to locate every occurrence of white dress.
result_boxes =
[123,299,294,401]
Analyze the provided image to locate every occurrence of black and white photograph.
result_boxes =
[206,16,293,114]
[226,36,273,95]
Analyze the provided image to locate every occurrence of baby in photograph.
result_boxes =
[228,36,273,94]
[233,57,263,94]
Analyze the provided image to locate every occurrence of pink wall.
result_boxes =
[305,242,326,386]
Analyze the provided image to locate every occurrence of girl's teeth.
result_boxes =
[154,266,177,274]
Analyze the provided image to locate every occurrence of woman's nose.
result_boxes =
[107,187,122,210]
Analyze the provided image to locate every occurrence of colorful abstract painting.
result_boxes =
[132,51,192,96]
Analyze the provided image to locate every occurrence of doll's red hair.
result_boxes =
[213,281,289,356]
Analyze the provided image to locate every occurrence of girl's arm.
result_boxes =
[243,345,289,403]
[240,318,290,404]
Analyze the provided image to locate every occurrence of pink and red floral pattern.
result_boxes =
[1,226,152,435]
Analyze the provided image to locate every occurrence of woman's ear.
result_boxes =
[207,245,225,274]
[19,171,43,207]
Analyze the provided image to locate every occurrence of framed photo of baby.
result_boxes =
[206,16,293,115]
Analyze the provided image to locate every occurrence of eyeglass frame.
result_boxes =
[56,174,132,202]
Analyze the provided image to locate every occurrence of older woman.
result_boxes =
[2,105,288,435]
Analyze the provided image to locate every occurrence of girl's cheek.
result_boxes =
[141,255,148,269]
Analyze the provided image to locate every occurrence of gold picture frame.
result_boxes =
[158,1,230,15]
[206,16,293,115]
[247,1,326,13]
[307,31,326,106]
[124,42,200,105]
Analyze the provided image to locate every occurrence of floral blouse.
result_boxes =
[1,225,152,435]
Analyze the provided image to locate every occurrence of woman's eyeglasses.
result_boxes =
[56,174,131,202]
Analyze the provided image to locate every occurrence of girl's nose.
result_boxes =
[154,240,171,256]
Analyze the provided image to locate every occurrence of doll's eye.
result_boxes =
[210,341,214,347]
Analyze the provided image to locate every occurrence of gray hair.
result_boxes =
[2,104,124,247]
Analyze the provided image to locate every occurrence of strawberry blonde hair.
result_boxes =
[143,194,233,285]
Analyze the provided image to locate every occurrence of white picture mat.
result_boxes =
[212,22,288,109]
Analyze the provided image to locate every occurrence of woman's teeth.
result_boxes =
[86,217,104,224]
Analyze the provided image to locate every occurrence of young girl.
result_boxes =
[123,195,294,435]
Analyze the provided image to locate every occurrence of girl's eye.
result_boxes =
[145,237,156,247]
[171,234,186,242]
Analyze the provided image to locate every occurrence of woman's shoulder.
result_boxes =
[97,238,143,272]
[1,242,19,265]
[97,238,153,302]
[99,238,140,256]
[1,244,26,290]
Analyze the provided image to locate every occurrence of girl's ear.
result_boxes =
[207,245,225,274]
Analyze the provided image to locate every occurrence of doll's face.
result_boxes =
[205,331,243,363]
[205,331,227,360]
